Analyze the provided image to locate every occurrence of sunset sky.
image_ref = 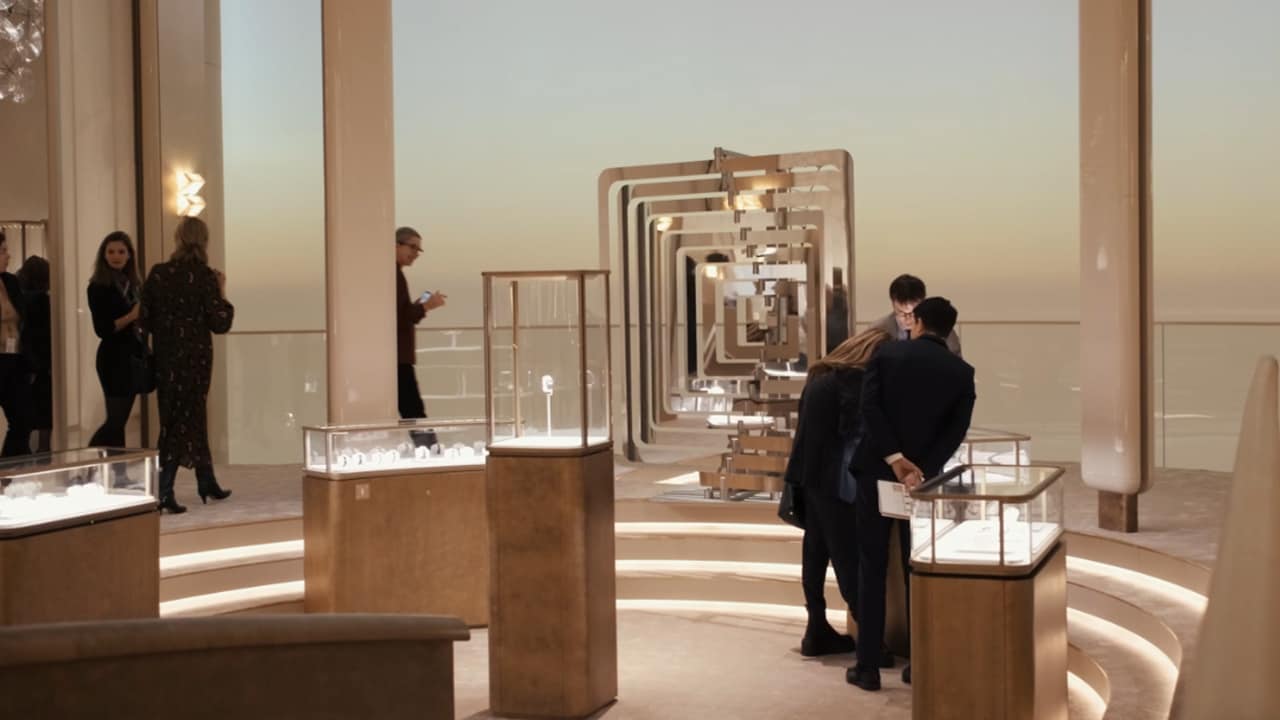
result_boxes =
[221,0,1279,331]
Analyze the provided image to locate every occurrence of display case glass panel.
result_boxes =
[483,270,612,451]
[909,464,1064,574]
[304,419,488,476]
[948,427,1032,468]
[0,448,157,535]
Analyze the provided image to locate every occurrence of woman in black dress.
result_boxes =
[0,231,30,456]
[18,256,52,452]
[141,217,234,514]
[87,232,144,449]
[782,327,892,658]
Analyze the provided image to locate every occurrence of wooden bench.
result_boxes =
[0,614,469,719]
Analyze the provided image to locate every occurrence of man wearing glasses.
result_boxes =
[395,227,447,431]
[870,274,962,356]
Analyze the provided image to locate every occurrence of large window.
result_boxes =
[221,0,326,462]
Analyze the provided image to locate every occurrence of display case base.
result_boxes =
[1099,490,1139,533]
[487,445,617,719]
[0,509,158,625]
[303,467,489,625]
[911,542,1067,720]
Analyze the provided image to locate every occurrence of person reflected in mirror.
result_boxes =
[870,274,962,355]
[848,297,976,692]
[86,232,145,451]
[141,217,234,514]
[782,327,893,660]
[0,230,31,456]
[18,256,51,453]
[395,227,446,447]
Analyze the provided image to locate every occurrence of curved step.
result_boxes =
[160,580,304,618]
[160,540,303,602]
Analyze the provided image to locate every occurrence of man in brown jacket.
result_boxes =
[395,227,446,431]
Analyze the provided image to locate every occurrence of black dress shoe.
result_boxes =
[902,663,912,685]
[846,666,881,692]
[800,626,856,657]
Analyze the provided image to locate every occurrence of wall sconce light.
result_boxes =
[654,216,674,232]
[727,193,764,211]
[176,171,206,217]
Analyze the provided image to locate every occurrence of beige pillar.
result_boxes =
[1172,356,1280,718]
[320,0,398,424]
[1078,0,1153,532]
[136,0,229,460]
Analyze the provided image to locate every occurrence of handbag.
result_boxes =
[131,334,156,395]
[777,482,805,529]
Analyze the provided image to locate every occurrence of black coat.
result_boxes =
[88,281,144,397]
[783,367,865,500]
[142,259,234,468]
[853,335,976,481]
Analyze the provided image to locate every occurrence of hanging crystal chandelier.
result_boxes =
[0,0,43,104]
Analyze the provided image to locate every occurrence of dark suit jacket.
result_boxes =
[783,367,864,500]
[853,334,976,481]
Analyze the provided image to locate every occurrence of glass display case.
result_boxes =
[304,418,488,477]
[0,448,157,536]
[948,427,1032,468]
[909,464,1064,575]
[483,270,612,451]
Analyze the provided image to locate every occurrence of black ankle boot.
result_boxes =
[157,463,186,514]
[196,465,231,504]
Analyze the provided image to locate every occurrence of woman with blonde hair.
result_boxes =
[141,216,234,513]
[782,326,893,659]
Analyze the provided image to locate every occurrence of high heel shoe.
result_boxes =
[197,482,232,504]
[157,494,187,514]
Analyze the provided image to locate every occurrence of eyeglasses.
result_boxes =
[398,241,423,253]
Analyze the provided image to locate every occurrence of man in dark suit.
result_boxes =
[846,297,976,691]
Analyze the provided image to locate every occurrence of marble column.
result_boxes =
[1079,0,1153,532]
[320,0,398,424]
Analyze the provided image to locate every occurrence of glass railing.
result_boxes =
[223,331,327,465]
[213,322,1277,471]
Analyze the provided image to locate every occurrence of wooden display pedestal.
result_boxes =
[303,467,489,625]
[0,510,158,625]
[911,543,1067,720]
[486,444,617,719]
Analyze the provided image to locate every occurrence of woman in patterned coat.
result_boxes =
[141,217,234,514]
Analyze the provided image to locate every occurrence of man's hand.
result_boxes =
[891,457,924,490]
[422,291,447,312]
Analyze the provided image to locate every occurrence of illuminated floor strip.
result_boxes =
[1067,671,1108,720]
[616,598,845,627]
[1066,556,1207,612]
[160,580,304,618]
[160,540,304,577]
[615,521,802,539]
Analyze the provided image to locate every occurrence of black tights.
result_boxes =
[89,395,136,448]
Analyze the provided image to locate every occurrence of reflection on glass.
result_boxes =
[0,448,156,531]
[304,419,488,476]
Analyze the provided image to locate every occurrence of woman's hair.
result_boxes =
[18,256,50,294]
[171,216,209,264]
[807,327,893,379]
[90,231,143,288]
